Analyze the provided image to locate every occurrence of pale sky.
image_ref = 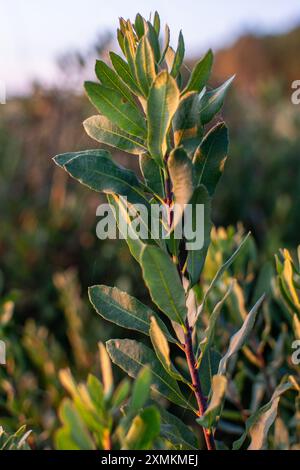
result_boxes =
[1,0,300,95]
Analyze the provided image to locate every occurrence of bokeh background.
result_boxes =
[1,0,300,449]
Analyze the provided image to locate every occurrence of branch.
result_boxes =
[184,320,216,451]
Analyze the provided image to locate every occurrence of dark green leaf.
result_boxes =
[139,154,164,198]
[159,408,198,450]
[64,152,147,205]
[199,75,235,124]
[106,339,194,410]
[146,21,160,63]
[186,185,212,286]
[134,13,145,39]
[185,49,213,93]
[53,149,110,169]
[193,122,228,196]
[153,11,160,35]
[198,348,221,396]
[130,366,152,412]
[171,31,185,78]
[172,91,204,153]
[88,284,176,343]
[141,245,187,325]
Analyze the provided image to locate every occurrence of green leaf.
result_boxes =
[186,185,212,286]
[141,245,187,325]
[55,428,80,450]
[171,31,185,78]
[185,49,213,93]
[233,382,292,450]
[198,233,251,313]
[112,379,130,408]
[84,81,146,138]
[173,91,204,149]
[110,52,141,95]
[149,317,187,383]
[88,284,176,343]
[153,11,160,35]
[83,115,147,155]
[56,399,95,450]
[123,406,160,450]
[130,366,152,412]
[146,21,160,63]
[199,75,235,124]
[159,408,198,450]
[197,282,234,349]
[107,194,147,261]
[106,339,194,410]
[87,373,105,414]
[95,60,136,106]
[134,13,145,39]
[139,154,164,198]
[53,149,110,169]
[117,28,125,55]
[197,375,227,429]
[63,152,147,205]
[193,122,228,196]
[135,36,156,96]
[147,71,180,166]
[218,295,265,375]
[198,348,222,397]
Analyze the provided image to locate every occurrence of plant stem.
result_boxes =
[184,320,216,451]
[164,159,214,450]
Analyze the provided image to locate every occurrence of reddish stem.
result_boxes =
[164,160,215,450]
[184,321,216,451]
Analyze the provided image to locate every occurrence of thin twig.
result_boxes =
[184,320,216,450]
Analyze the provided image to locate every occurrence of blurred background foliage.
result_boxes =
[0,25,300,448]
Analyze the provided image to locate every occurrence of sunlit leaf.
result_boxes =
[197,375,227,428]
[147,71,180,166]
[89,284,176,342]
[83,115,147,155]
[218,295,265,375]
[84,82,146,138]
[233,382,293,450]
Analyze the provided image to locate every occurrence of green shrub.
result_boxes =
[53,12,297,450]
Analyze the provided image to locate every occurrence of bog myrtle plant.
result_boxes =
[53,13,293,450]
